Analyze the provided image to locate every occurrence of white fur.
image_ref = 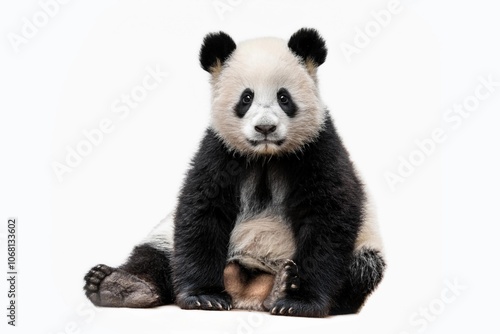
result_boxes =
[242,102,288,144]
[355,192,384,255]
[227,215,296,274]
[143,38,382,271]
[228,166,296,273]
[142,211,175,252]
[210,37,326,156]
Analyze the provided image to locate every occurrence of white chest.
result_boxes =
[227,167,296,273]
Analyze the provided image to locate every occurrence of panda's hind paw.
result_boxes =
[83,264,161,308]
[263,259,300,310]
[84,264,114,305]
[281,260,300,291]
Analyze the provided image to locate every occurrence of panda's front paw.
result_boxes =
[177,291,232,311]
[269,296,329,318]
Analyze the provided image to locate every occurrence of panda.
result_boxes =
[84,28,385,318]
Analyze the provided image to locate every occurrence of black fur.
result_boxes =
[172,128,243,309]
[288,28,327,66]
[83,245,174,307]
[172,114,369,317]
[331,249,386,315]
[120,244,175,304]
[277,87,298,117]
[264,260,301,311]
[83,29,384,317]
[83,113,383,316]
[199,32,236,72]
[234,88,254,118]
[252,163,272,211]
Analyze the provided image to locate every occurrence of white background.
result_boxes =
[1,0,499,333]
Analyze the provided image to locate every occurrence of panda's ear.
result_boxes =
[199,32,236,74]
[288,28,327,67]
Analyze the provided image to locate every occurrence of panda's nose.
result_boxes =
[254,124,276,135]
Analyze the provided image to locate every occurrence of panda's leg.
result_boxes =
[224,261,275,310]
[84,214,175,308]
[330,248,386,315]
[223,260,300,311]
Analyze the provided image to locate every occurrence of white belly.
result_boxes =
[227,214,296,274]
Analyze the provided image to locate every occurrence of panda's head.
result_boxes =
[200,28,328,156]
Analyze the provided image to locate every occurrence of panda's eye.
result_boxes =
[277,88,297,117]
[242,94,253,104]
[279,95,289,104]
[234,88,254,118]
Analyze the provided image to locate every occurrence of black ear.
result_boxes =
[199,32,236,73]
[288,28,327,66]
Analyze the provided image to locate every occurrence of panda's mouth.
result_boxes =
[247,139,285,146]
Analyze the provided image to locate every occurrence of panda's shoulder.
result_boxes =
[306,114,349,163]
[189,127,242,171]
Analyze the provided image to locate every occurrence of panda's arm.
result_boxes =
[172,129,242,310]
[285,188,362,317]
[278,122,364,317]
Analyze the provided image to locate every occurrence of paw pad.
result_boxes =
[83,264,114,305]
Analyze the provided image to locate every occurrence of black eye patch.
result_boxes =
[277,88,297,117]
[234,88,254,118]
